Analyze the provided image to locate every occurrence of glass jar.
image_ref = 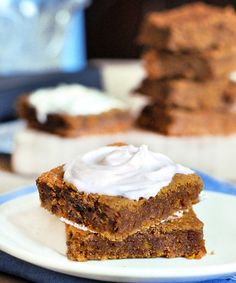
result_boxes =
[0,0,89,74]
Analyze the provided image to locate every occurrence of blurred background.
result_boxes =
[1,0,236,121]
[86,0,236,59]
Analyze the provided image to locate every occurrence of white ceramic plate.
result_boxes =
[0,190,236,282]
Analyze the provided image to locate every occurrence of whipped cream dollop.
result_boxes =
[28,84,127,123]
[64,145,194,200]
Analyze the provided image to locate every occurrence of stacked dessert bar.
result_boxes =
[17,84,131,137]
[36,143,206,261]
[13,84,133,175]
[136,2,236,136]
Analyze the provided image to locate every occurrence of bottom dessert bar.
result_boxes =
[137,104,236,136]
[135,78,236,111]
[66,209,206,261]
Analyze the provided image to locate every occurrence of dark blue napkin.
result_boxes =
[0,171,236,283]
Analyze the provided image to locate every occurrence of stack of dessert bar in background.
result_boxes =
[36,144,206,261]
[136,2,236,136]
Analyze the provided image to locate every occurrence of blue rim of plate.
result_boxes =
[0,170,236,206]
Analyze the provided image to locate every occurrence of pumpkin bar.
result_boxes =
[135,78,236,110]
[138,2,236,51]
[66,209,206,261]
[143,48,236,81]
[17,85,132,138]
[36,165,202,241]
[137,104,236,136]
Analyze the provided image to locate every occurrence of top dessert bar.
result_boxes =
[17,85,132,137]
[138,2,236,51]
[36,145,203,241]
[18,96,131,137]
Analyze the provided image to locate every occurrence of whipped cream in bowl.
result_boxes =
[28,84,127,123]
[63,144,194,200]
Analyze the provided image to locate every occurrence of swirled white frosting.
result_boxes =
[28,84,127,123]
[63,145,194,200]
